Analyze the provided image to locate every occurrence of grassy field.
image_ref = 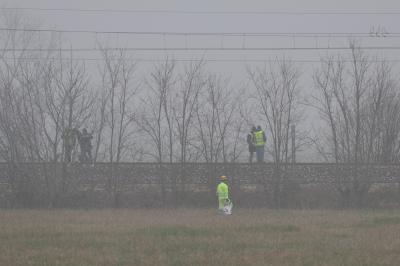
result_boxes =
[1,209,400,266]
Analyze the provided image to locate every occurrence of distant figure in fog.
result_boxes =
[62,127,79,163]
[247,126,256,163]
[79,128,93,163]
[254,125,266,163]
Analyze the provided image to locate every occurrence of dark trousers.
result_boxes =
[249,151,254,163]
[65,147,72,162]
[80,148,92,163]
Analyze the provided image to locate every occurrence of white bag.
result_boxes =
[223,199,233,215]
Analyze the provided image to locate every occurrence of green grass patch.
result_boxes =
[355,216,400,228]
[134,225,216,237]
[133,223,299,239]
[2,209,400,266]
[233,223,300,233]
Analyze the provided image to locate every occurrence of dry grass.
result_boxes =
[1,209,400,265]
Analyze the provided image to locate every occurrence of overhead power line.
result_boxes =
[3,46,400,52]
[3,57,400,63]
[0,27,398,38]
[2,7,400,15]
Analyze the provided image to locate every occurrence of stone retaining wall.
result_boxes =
[1,163,400,208]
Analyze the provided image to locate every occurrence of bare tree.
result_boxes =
[0,11,70,206]
[195,74,239,163]
[90,87,108,163]
[248,58,302,207]
[137,59,176,163]
[135,59,176,204]
[312,41,400,206]
[98,46,139,206]
[55,53,94,162]
[173,61,205,163]
[0,11,43,163]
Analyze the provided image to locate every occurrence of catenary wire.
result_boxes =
[2,46,400,52]
[0,28,398,38]
[2,57,400,63]
[2,7,400,15]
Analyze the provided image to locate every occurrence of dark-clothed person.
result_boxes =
[79,128,93,163]
[62,128,76,163]
[247,126,256,163]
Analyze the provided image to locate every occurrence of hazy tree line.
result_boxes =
[1,12,400,168]
[2,12,400,208]
[0,12,248,165]
[311,41,400,206]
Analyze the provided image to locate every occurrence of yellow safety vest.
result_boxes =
[217,182,229,199]
[254,130,265,146]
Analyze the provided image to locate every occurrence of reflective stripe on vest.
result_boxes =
[254,130,265,146]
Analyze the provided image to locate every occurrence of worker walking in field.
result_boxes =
[216,175,229,212]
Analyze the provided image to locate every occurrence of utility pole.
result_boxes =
[291,124,296,164]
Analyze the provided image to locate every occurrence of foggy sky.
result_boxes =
[2,0,400,161]
[3,0,399,84]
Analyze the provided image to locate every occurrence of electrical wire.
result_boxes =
[2,57,400,63]
[2,7,400,15]
[0,27,398,38]
[2,46,400,52]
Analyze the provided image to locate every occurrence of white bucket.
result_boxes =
[223,199,233,215]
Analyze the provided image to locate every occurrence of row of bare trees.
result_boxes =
[247,59,303,206]
[0,12,251,206]
[2,12,400,207]
[139,59,246,164]
[314,42,400,164]
[1,13,400,165]
[0,13,246,166]
[1,32,400,167]
[312,41,400,206]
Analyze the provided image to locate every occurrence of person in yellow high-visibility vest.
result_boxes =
[216,175,229,211]
[253,125,266,163]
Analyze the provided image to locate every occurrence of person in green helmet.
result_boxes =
[216,175,229,211]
